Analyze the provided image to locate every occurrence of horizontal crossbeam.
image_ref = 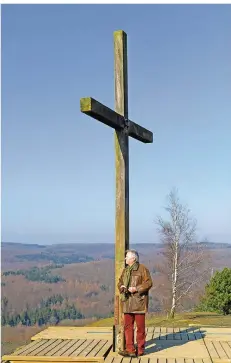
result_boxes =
[80,97,153,144]
[128,121,153,143]
[80,97,124,130]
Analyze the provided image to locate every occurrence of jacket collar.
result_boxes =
[130,261,139,271]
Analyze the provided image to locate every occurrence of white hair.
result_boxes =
[126,249,139,262]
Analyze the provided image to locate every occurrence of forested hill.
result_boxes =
[2,241,230,269]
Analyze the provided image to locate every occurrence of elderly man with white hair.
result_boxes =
[118,249,153,357]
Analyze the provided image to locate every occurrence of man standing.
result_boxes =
[118,249,153,357]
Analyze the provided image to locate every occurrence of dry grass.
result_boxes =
[89,312,231,327]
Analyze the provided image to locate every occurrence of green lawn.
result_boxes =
[89,312,231,327]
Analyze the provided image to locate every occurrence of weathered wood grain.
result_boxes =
[114,29,129,352]
[80,98,124,130]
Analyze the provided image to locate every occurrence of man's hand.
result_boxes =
[120,285,126,293]
[128,287,137,293]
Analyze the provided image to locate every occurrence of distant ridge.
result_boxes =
[1,242,46,248]
[1,241,231,248]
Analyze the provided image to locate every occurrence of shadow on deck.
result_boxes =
[2,327,231,363]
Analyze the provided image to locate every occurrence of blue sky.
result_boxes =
[2,4,231,244]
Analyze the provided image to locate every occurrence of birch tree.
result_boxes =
[156,188,210,318]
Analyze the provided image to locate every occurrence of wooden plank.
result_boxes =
[167,358,176,363]
[59,340,87,356]
[8,361,104,363]
[154,327,161,333]
[153,333,160,339]
[220,341,231,358]
[69,339,94,356]
[35,340,63,356]
[32,327,113,334]
[3,357,105,362]
[199,328,206,339]
[167,334,174,340]
[33,333,111,341]
[194,332,203,340]
[147,327,154,333]
[202,358,212,363]
[140,357,150,363]
[121,358,131,363]
[149,358,158,363]
[89,339,108,356]
[26,340,53,357]
[17,339,53,356]
[166,327,174,340]
[95,340,112,357]
[160,327,167,340]
[105,356,115,363]
[146,327,154,341]
[145,332,153,341]
[173,334,182,340]
[30,328,111,341]
[45,327,112,330]
[44,340,68,356]
[27,340,60,356]
[104,355,114,363]
[80,97,124,131]
[188,334,196,341]
[167,328,174,333]
[153,327,160,339]
[159,335,167,340]
[213,341,229,359]
[173,328,181,340]
[80,340,102,357]
[186,329,196,341]
[175,358,184,363]
[52,340,80,356]
[114,29,129,353]
[158,358,167,363]
[184,359,194,363]
[12,340,44,356]
[204,340,219,359]
[179,328,188,341]
[113,358,123,363]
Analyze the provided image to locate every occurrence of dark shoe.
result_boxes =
[128,352,137,358]
[137,352,145,357]
[118,350,136,358]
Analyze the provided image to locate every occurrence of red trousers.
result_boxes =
[124,313,146,354]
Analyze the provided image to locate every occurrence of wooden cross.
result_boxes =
[80,30,153,351]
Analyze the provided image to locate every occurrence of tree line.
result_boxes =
[1,294,84,326]
[15,253,94,264]
[2,265,65,283]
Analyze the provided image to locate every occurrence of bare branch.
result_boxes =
[175,272,208,303]
[155,188,209,318]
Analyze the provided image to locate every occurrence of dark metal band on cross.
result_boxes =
[80,30,153,351]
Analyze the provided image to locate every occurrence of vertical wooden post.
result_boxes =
[114,30,129,352]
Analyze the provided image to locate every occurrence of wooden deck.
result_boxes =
[2,327,231,363]
[2,338,112,363]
